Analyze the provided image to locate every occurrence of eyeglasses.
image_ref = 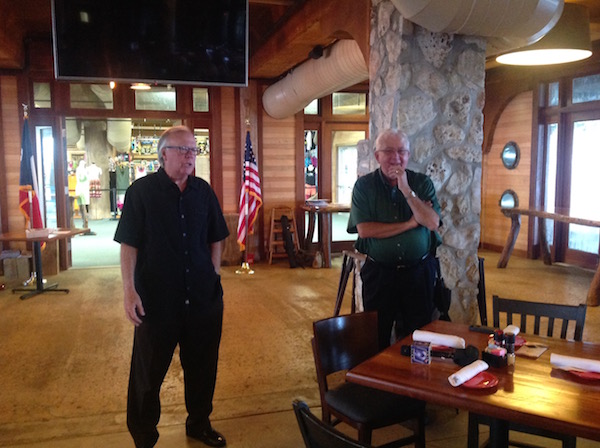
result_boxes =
[164,146,200,155]
[376,148,410,157]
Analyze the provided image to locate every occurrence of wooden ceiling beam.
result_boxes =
[249,0,369,80]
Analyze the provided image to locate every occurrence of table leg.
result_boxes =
[539,218,552,265]
[497,213,521,268]
[321,212,332,268]
[11,241,69,300]
[588,265,600,307]
[489,418,509,448]
[304,210,316,251]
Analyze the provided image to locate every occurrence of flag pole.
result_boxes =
[236,122,255,275]
[236,187,254,275]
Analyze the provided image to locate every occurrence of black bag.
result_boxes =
[433,257,452,321]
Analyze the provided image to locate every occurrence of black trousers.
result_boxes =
[127,295,224,448]
[361,254,437,349]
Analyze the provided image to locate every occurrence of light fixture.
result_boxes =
[130,83,151,90]
[496,3,592,66]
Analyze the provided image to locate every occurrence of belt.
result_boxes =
[368,252,430,270]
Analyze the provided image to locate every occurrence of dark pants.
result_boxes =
[361,254,437,349]
[127,295,223,448]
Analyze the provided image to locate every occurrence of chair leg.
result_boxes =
[415,413,426,448]
[334,253,353,316]
[563,435,576,448]
[357,425,372,445]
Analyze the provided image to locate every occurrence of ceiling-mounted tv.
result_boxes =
[51,0,248,87]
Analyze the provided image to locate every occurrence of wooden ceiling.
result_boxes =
[0,0,599,82]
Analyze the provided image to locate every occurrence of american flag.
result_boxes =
[18,118,44,229]
[237,131,263,250]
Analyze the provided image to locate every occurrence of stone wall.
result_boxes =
[364,0,486,323]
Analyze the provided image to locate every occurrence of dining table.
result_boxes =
[346,319,600,448]
[301,202,351,268]
[0,227,90,299]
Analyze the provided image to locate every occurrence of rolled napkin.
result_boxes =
[413,330,466,349]
[503,324,520,336]
[448,360,489,387]
[550,353,600,373]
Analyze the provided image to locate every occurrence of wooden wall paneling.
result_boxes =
[0,76,25,237]
[260,112,297,246]
[0,77,8,233]
[219,87,238,213]
[482,91,533,256]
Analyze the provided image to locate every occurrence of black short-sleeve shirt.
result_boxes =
[114,168,229,317]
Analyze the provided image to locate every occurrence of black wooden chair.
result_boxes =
[293,399,373,448]
[468,295,587,448]
[312,311,426,447]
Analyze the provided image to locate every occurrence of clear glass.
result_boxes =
[33,82,51,109]
[70,84,114,109]
[332,92,367,115]
[548,82,559,107]
[304,99,319,115]
[568,119,600,253]
[35,125,56,228]
[331,130,364,242]
[135,86,176,111]
[304,129,318,200]
[499,191,517,209]
[572,74,600,104]
[193,88,209,112]
[544,123,558,245]
[194,128,210,184]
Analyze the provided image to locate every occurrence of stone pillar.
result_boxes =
[365,0,486,323]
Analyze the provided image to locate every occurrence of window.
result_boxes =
[547,82,559,107]
[193,88,209,112]
[135,86,176,111]
[33,82,51,109]
[304,99,319,115]
[70,84,113,109]
[572,74,600,104]
[332,92,366,115]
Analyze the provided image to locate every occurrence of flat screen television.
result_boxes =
[51,0,248,87]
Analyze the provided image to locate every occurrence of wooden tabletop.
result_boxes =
[0,228,90,243]
[347,320,600,442]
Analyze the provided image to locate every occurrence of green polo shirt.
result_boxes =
[347,168,441,264]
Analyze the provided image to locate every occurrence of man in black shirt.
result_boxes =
[114,126,229,448]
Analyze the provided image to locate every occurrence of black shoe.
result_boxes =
[186,427,226,447]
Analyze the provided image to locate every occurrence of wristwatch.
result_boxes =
[405,190,417,200]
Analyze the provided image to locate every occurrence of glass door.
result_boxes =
[323,126,366,244]
[564,114,600,267]
[545,111,600,269]
[34,125,57,228]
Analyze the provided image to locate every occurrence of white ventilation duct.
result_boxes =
[390,0,564,56]
[262,39,368,120]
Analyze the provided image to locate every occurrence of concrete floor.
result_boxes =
[0,249,599,447]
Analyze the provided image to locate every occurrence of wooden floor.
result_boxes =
[0,249,598,447]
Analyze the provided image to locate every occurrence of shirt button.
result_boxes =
[183,232,187,237]
[186,268,190,273]
[181,214,185,219]
[185,299,190,305]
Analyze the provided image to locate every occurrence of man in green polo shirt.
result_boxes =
[348,128,442,349]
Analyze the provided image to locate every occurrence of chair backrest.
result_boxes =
[492,295,587,341]
[293,400,372,448]
[312,311,380,379]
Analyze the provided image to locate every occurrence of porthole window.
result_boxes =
[501,141,520,170]
[499,190,519,209]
